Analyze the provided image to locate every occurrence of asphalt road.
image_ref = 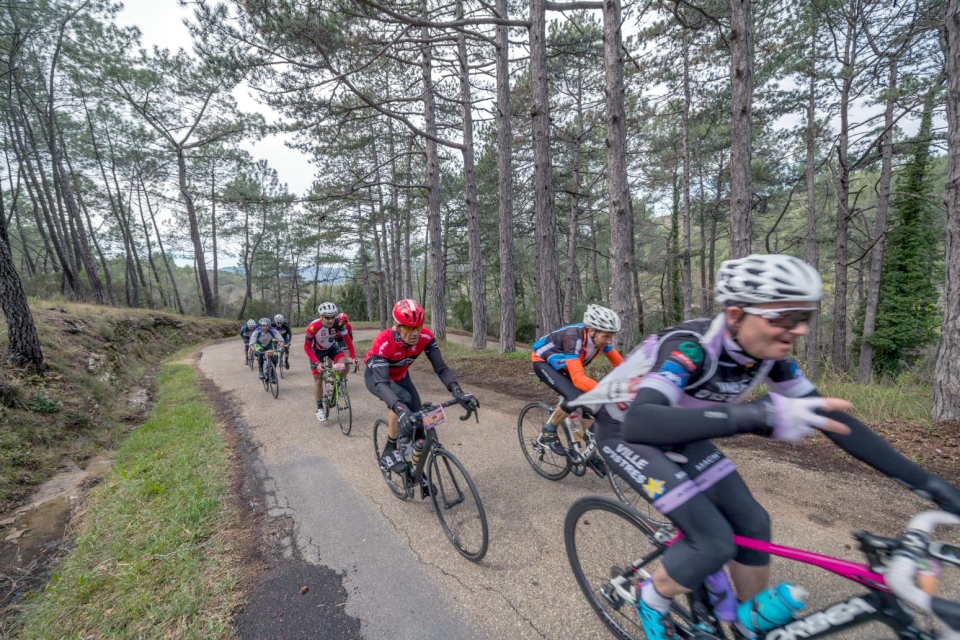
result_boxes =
[200,330,956,639]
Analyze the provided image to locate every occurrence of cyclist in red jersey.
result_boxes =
[333,312,358,369]
[364,299,478,475]
[305,302,348,422]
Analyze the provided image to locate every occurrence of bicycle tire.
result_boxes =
[271,362,279,398]
[372,419,409,500]
[565,495,691,640]
[279,351,286,379]
[428,447,489,562]
[337,381,352,436]
[261,360,269,391]
[608,471,674,530]
[517,401,572,481]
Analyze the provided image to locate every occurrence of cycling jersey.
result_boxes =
[364,328,457,411]
[332,320,356,359]
[304,319,340,361]
[240,325,253,342]
[272,322,292,345]
[531,324,624,392]
[248,326,284,349]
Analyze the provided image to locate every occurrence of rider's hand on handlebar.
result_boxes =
[397,409,419,439]
[766,394,852,442]
[451,385,479,412]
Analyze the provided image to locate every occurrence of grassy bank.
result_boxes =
[10,357,240,638]
[0,301,236,513]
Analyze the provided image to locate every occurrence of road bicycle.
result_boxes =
[245,341,255,371]
[276,344,288,379]
[518,400,669,527]
[373,398,488,562]
[317,360,353,436]
[256,345,279,399]
[564,495,960,639]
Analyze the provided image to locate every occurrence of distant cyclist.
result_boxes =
[531,304,624,466]
[333,312,359,370]
[364,300,478,495]
[305,302,349,421]
[272,314,293,370]
[248,318,285,381]
[240,319,256,365]
[576,254,960,640]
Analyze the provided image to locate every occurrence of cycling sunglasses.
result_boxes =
[741,306,818,330]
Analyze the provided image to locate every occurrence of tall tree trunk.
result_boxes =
[421,0,446,338]
[857,61,896,381]
[681,31,693,319]
[933,0,960,422]
[496,0,516,352]
[140,173,184,314]
[590,215,602,301]
[0,229,42,367]
[372,201,388,329]
[357,204,375,322]
[176,148,217,316]
[832,10,858,373]
[604,0,635,347]
[457,4,488,348]
[564,126,581,324]
[631,202,644,335]
[729,0,754,258]
[135,183,167,308]
[387,120,403,301]
[698,170,709,313]
[211,165,219,311]
[530,0,562,335]
[805,23,820,377]
[403,138,414,298]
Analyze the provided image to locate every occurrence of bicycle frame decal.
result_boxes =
[762,595,878,640]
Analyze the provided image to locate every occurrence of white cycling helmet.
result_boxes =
[258,317,270,326]
[715,254,823,305]
[583,304,622,333]
[246,319,256,329]
[318,302,338,317]
[274,314,285,324]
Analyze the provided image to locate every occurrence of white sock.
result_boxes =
[640,580,672,613]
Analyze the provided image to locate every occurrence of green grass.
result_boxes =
[810,371,934,428]
[12,361,240,639]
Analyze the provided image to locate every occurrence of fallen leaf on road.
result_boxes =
[300,586,309,594]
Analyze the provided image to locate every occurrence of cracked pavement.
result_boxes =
[200,331,959,639]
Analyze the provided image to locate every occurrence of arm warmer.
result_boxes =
[367,356,405,412]
[606,349,624,367]
[425,340,458,390]
[565,358,598,392]
[622,387,772,447]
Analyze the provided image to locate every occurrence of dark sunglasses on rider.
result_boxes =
[741,306,817,330]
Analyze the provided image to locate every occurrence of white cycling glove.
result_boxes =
[765,393,830,442]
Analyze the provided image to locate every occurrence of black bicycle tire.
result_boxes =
[428,448,489,562]
[271,362,279,398]
[338,381,352,436]
[517,401,572,481]
[373,419,408,500]
[261,360,269,391]
[279,350,285,379]
[607,471,674,530]
[565,495,674,640]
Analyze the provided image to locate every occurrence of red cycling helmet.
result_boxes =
[393,299,425,327]
[336,312,349,324]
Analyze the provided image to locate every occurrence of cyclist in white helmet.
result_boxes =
[530,304,625,468]
[272,314,293,370]
[579,254,960,640]
[240,319,257,365]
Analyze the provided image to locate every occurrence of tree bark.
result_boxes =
[530,0,562,335]
[422,0,446,338]
[0,230,42,367]
[681,31,693,319]
[140,173,184,314]
[857,61,896,381]
[211,165,219,311]
[933,0,960,422]
[135,183,167,308]
[357,203,375,322]
[496,0,516,352]
[805,24,820,377]
[403,137,414,298]
[729,0,754,258]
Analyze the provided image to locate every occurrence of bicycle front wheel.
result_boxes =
[261,362,269,391]
[337,381,352,436]
[279,352,286,379]
[373,419,409,500]
[565,495,677,640]
[271,363,279,398]
[517,401,571,481]
[428,448,488,562]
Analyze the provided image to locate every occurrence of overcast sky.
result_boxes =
[117,0,315,196]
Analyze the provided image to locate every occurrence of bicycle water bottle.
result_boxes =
[737,583,807,633]
[704,570,737,622]
[401,438,414,463]
[412,439,425,467]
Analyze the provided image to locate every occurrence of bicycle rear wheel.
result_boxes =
[608,472,673,529]
[565,495,692,640]
[373,419,409,500]
[337,381,352,436]
[428,447,488,562]
[517,401,571,481]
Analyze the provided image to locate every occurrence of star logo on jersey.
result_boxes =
[642,478,666,499]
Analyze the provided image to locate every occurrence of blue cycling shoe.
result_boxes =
[635,591,677,640]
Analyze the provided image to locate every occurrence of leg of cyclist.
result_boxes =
[311,346,332,420]
[595,413,741,640]
[365,370,421,471]
[532,361,580,456]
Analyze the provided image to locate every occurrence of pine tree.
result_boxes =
[868,92,940,377]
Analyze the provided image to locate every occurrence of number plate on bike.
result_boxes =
[422,406,446,430]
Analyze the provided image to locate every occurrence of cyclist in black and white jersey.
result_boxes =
[576,254,960,640]
[272,314,293,370]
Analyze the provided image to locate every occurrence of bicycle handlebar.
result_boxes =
[885,511,960,639]
[415,397,480,424]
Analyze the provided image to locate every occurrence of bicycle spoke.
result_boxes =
[429,449,488,561]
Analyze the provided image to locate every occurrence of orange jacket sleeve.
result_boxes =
[565,358,598,392]
[606,349,624,367]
